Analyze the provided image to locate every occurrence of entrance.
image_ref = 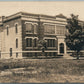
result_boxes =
[60,43,64,54]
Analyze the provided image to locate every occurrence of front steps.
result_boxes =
[63,54,75,59]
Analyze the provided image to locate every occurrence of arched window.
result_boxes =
[16,39,18,48]
[15,24,18,33]
[7,27,9,35]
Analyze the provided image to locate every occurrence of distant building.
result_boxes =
[0,12,83,59]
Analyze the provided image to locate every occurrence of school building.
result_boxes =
[0,12,83,59]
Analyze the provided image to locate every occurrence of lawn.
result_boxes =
[0,58,84,83]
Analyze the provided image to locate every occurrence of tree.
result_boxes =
[38,39,47,56]
[65,14,84,59]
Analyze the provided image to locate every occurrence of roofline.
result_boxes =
[3,11,67,22]
[7,11,55,18]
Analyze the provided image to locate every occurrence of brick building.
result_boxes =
[0,12,81,59]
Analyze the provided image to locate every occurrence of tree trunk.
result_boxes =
[77,51,79,60]
[42,48,45,56]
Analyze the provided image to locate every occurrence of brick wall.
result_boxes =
[0,12,68,58]
[1,18,23,59]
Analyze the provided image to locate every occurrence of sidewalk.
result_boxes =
[63,54,84,59]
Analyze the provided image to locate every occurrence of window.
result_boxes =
[34,24,37,34]
[44,24,55,34]
[7,27,9,35]
[16,53,18,57]
[26,38,32,47]
[56,25,66,35]
[34,38,37,47]
[25,23,33,33]
[15,24,18,33]
[52,39,55,47]
[16,39,18,48]
[46,39,55,47]
[10,48,12,57]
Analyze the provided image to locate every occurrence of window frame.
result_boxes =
[16,38,18,48]
[16,53,18,57]
[26,38,32,47]
[6,25,9,35]
[44,38,56,48]
[15,23,18,33]
[25,22,33,34]
[33,23,38,34]
[56,25,66,35]
[33,38,38,47]
[10,48,12,57]
[44,23,56,35]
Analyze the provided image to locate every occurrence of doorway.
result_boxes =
[60,43,64,54]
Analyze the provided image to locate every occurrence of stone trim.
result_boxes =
[43,37,57,40]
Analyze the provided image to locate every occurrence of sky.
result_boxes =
[0,1,84,20]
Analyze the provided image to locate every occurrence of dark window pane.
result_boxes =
[16,39,18,48]
[7,27,9,35]
[34,39,37,47]
[15,24,18,33]
[10,48,12,57]
[16,53,18,57]
[45,39,55,47]
[30,39,32,47]
[26,38,32,47]
[26,38,28,47]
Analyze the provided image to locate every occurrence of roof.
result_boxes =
[3,12,67,22]
[56,14,67,19]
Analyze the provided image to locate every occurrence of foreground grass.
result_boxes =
[0,58,84,83]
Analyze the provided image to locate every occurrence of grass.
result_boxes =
[0,58,84,83]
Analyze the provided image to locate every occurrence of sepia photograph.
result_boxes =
[0,1,84,83]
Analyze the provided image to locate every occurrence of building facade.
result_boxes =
[0,12,81,59]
